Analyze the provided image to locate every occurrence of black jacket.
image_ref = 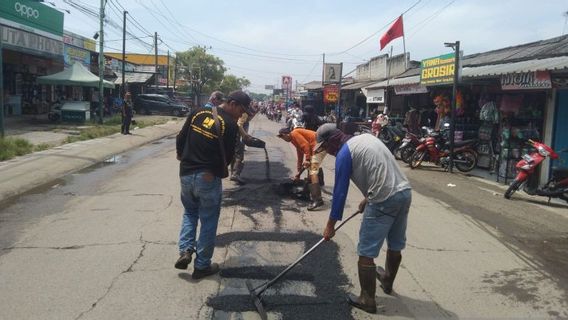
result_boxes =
[176,107,238,178]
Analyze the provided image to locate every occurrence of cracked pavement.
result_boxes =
[0,116,567,319]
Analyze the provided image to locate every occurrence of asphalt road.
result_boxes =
[0,116,566,319]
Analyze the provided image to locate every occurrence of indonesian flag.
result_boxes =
[380,15,404,50]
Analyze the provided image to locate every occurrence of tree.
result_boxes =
[248,92,269,101]
[219,74,251,94]
[176,47,225,106]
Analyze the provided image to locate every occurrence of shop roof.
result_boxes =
[113,71,154,84]
[300,81,323,90]
[463,55,568,78]
[341,81,376,90]
[365,75,421,89]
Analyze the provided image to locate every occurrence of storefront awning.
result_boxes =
[114,71,154,84]
[365,75,421,89]
[341,81,376,90]
[462,56,568,78]
[37,62,115,88]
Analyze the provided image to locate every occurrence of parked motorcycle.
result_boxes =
[48,103,62,122]
[399,127,430,164]
[410,125,478,172]
[378,123,406,157]
[504,140,568,202]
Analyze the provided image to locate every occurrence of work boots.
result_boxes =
[230,159,246,185]
[347,262,377,313]
[376,249,402,295]
[307,183,324,211]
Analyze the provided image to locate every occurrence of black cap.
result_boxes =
[277,127,291,137]
[227,90,253,116]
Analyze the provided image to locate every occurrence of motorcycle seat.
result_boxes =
[552,167,568,179]
[452,139,477,147]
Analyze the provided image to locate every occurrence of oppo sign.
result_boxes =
[15,2,40,19]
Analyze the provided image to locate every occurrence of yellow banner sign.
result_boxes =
[420,53,455,86]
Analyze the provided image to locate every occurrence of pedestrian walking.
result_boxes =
[174,90,253,279]
[230,112,252,185]
[315,123,412,313]
[277,127,326,211]
[122,92,133,135]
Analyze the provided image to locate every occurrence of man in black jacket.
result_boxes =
[174,90,253,279]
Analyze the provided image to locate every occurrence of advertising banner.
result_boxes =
[282,75,292,99]
[64,31,97,52]
[420,53,456,86]
[0,0,63,39]
[323,84,339,104]
[64,45,90,68]
[2,25,63,56]
[366,88,385,104]
[264,85,274,90]
[394,84,428,95]
[323,63,342,84]
[501,71,552,90]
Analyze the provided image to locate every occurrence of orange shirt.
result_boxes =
[289,128,317,171]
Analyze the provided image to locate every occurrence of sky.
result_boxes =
[49,0,568,93]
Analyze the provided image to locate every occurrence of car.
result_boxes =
[133,94,190,117]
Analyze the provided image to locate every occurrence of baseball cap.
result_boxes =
[314,123,339,152]
[227,90,253,116]
[277,127,291,137]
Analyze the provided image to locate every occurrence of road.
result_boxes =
[0,116,567,319]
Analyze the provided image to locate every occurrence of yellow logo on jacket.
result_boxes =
[202,117,215,129]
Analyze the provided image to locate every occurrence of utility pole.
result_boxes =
[445,41,460,173]
[0,27,4,137]
[173,54,177,91]
[98,0,105,124]
[122,10,127,97]
[154,32,158,89]
[166,50,170,89]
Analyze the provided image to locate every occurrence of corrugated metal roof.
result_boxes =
[365,75,421,89]
[463,56,568,78]
[342,81,376,90]
[300,81,323,90]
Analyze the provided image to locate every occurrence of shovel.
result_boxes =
[246,210,361,320]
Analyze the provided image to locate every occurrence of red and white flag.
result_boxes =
[380,15,404,50]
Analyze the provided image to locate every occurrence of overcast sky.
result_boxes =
[51,0,568,93]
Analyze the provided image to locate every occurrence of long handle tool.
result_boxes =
[246,210,361,320]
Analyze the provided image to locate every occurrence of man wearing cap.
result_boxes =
[204,91,225,109]
[277,127,326,211]
[175,90,253,279]
[315,123,412,313]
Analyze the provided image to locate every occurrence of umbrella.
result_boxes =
[37,62,115,89]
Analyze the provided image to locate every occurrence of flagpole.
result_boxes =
[402,15,407,70]
[385,46,393,115]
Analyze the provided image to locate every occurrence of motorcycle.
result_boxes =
[410,125,478,172]
[48,103,62,122]
[378,123,406,157]
[399,130,425,164]
[504,140,568,202]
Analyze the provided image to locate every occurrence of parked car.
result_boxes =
[133,94,190,117]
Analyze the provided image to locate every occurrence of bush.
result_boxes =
[0,137,34,161]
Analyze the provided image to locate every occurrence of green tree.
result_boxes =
[248,92,269,101]
[219,74,251,94]
[176,47,225,105]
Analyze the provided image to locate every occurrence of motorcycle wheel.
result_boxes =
[454,151,477,172]
[394,147,402,160]
[410,150,425,169]
[504,179,522,199]
[401,147,414,164]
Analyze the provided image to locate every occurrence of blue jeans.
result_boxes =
[178,171,222,269]
[357,189,412,258]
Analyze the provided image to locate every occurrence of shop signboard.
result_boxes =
[64,45,90,68]
[323,84,339,104]
[0,0,63,40]
[501,71,552,90]
[394,84,428,95]
[366,88,384,103]
[64,31,97,52]
[265,85,274,90]
[323,63,342,84]
[2,25,63,56]
[420,53,456,86]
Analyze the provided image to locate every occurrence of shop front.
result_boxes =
[1,0,64,115]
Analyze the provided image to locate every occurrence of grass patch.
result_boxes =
[66,125,121,143]
[0,137,34,161]
[34,143,53,152]
[135,117,172,128]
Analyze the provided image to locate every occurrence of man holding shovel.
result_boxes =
[277,127,326,211]
[315,124,412,313]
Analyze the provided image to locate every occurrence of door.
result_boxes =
[552,89,568,171]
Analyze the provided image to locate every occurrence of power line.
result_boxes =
[407,0,458,39]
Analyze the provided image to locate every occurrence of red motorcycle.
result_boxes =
[504,140,568,202]
[410,128,478,172]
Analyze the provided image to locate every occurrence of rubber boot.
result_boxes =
[347,262,377,313]
[230,159,246,185]
[376,249,402,295]
[307,183,324,211]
